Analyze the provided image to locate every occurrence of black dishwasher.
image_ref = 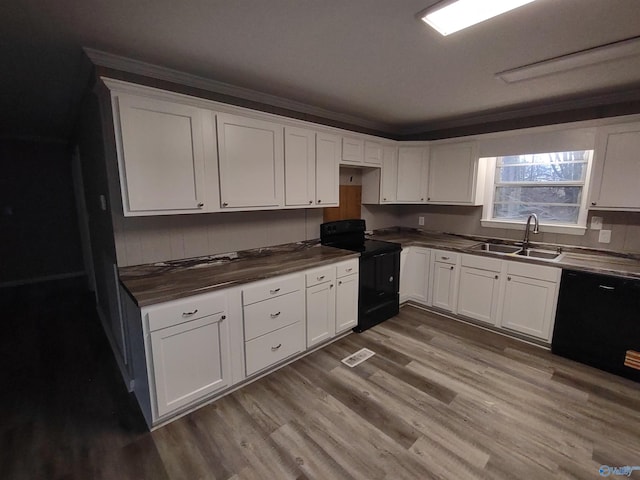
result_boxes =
[552,269,640,382]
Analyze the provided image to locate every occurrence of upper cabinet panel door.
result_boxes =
[427,142,478,204]
[217,113,284,208]
[380,145,398,203]
[590,125,640,210]
[116,94,206,214]
[364,141,383,166]
[396,146,427,203]
[284,127,316,207]
[316,133,340,206]
[341,137,364,165]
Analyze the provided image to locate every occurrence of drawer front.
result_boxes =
[306,266,335,287]
[433,249,459,265]
[146,291,226,332]
[461,253,502,271]
[506,261,560,282]
[336,259,359,278]
[243,290,304,341]
[245,321,304,376]
[242,274,303,306]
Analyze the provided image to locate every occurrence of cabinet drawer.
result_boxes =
[506,261,560,282]
[245,321,304,376]
[433,249,459,265]
[146,292,226,332]
[461,253,502,271]
[306,266,335,287]
[242,274,303,306]
[243,290,304,341]
[336,259,359,278]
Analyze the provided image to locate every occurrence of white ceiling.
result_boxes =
[3,0,640,142]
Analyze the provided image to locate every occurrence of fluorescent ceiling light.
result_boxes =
[421,0,537,36]
[496,36,640,83]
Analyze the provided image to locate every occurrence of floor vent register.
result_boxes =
[341,348,376,368]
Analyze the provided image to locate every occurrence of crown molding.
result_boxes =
[83,48,395,135]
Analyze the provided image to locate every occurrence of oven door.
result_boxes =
[357,251,400,331]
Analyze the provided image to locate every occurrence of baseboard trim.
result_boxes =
[0,271,85,289]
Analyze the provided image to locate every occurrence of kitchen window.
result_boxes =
[481,149,594,234]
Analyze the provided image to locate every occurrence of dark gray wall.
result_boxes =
[0,139,84,284]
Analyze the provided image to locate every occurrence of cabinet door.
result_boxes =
[336,274,358,333]
[116,94,206,213]
[306,282,336,347]
[316,133,340,206]
[150,313,230,418]
[500,274,557,341]
[431,261,458,312]
[428,142,478,204]
[590,125,640,209]
[341,137,364,164]
[457,267,501,325]
[364,141,383,166]
[217,113,284,208]
[284,126,315,207]
[380,145,398,203]
[397,146,427,203]
[403,247,430,305]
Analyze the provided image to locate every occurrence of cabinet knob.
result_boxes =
[270,311,281,318]
[222,202,228,207]
[221,315,226,320]
[197,202,204,208]
[317,199,322,203]
[494,275,499,280]
[421,198,424,201]
[270,288,280,294]
[450,266,454,270]
[508,276,512,281]
[271,344,282,351]
[383,198,387,201]
[346,268,353,272]
[591,202,597,206]
[330,284,334,288]
[309,200,313,204]
[427,197,430,201]
[182,309,198,317]
[339,280,342,285]
[317,275,325,281]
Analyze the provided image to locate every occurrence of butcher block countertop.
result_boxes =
[119,240,358,307]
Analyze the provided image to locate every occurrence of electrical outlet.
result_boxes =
[418,216,425,226]
[598,229,611,243]
[591,216,603,230]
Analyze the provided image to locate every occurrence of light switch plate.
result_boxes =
[591,216,603,230]
[418,216,425,226]
[598,229,611,243]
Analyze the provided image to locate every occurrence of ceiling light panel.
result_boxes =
[422,0,538,36]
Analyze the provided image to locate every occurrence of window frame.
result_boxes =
[481,150,594,235]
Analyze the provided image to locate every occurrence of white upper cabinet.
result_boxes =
[397,146,428,203]
[427,141,482,204]
[115,93,208,215]
[315,133,340,206]
[364,141,383,166]
[341,136,364,165]
[380,145,398,203]
[284,126,316,207]
[217,113,284,209]
[589,124,640,210]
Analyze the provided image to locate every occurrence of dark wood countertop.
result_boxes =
[120,240,359,307]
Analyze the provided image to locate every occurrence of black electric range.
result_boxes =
[320,219,402,332]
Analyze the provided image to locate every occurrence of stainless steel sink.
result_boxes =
[469,243,523,254]
[516,248,562,260]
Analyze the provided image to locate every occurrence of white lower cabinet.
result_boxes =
[457,254,502,326]
[498,262,560,341]
[242,274,305,376]
[306,273,336,347]
[145,291,231,419]
[430,250,459,313]
[336,266,359,333]
[401,247,431,305]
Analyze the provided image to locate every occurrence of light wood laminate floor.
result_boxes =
[2,281,640,479]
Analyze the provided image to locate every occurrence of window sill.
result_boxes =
[480,219,586,236]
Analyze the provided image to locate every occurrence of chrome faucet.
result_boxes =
[522,213,539,250]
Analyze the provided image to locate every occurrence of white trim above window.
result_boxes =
[481,150,594,236]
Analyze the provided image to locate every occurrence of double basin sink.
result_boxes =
[469,242,563,261]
